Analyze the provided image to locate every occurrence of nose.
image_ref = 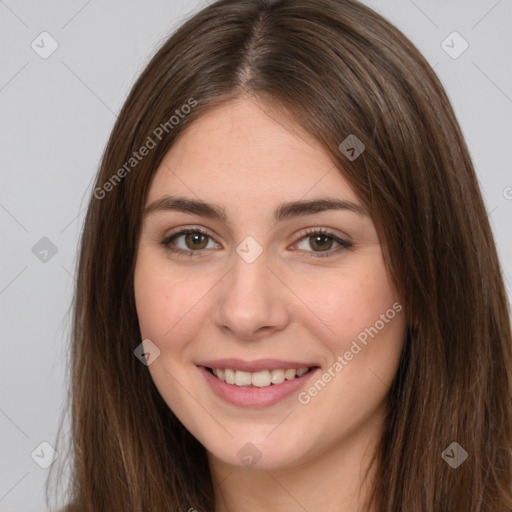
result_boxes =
[212,249,290,341]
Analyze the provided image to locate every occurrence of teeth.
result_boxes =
[224,368,235,385]
[235,371,252,386]
[270,369,285,385]
[211,367,311,387]
[251,370,271,387]
[284,369,296,380]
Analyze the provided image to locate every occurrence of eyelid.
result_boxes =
[163,224,216,240]
[161,225,220,255]
[294,226,350,243]
[290,226,352,258]
[162,225,349,243]
[160,225,352,257]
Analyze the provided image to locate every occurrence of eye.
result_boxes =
[161,228,220,257]
[293,228,352,258]
[160,226,352,259]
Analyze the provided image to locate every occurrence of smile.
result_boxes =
[206,367,312,387]
[198,364,321,407]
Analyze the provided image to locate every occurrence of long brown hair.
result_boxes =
[47,0,512,510]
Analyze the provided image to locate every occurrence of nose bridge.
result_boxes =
[212,244,289,338]
[233,251,269,295]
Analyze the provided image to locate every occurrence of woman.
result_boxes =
[49,0,512,510]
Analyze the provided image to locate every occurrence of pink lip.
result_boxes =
[197,365,321,407]
[196,358,318,372]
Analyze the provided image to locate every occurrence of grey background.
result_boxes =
[0,0,511,510]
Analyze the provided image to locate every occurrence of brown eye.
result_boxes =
[182,232,209,250]
[295,229,352,258]
[161,228,219,256]
[308,234,334,252]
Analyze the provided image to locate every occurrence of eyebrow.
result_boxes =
[143,195,368,223]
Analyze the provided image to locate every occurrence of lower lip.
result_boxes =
[198,366,320,407]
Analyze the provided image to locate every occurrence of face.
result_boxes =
[134,96,405,472]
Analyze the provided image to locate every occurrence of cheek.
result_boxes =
[134,252,181,342]
[294,263,404,418]
[133,252,213,346]
[299,258,398,344]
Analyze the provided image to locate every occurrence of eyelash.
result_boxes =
[160,226,352,259]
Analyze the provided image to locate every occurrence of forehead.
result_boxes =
[145,97,359,209]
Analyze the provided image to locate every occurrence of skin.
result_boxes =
[134,96,406,512]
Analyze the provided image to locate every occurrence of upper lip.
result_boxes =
[197,358,319,372]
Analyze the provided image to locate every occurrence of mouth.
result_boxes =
[203,366,319,388]
[196,358,322,407]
